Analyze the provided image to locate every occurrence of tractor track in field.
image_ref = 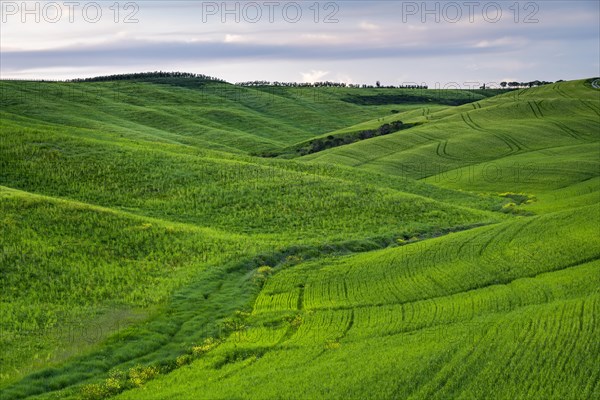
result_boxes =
[504,219,537,248]
[553,83,573,99]
[579,100,600,117]
[477,223,512,257]
[528,101,544,119]
[297,285,305,310]
[305,309,356,363]
[383,268,409,303]
[536,101,545,117]
[494,131,527,153]
[342,279,350,303]
[551,121,584,141]
[537,100,545,116]
[299,256,600,332]
[340,309,355,338]
[461,113,485,132]
[462,112,526,155]
[457,230,482,255]
[276,311,303,346]
[410,131,466,162]
[423,140,588,183]
[527,101,539,118]
[435,139,463,161]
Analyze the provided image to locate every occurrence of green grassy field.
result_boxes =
[0,77,598,399]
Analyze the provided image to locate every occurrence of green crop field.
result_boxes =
[0,76,598,399]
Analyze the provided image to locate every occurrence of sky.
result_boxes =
[1,1,599,87]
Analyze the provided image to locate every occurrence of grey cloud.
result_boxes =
[1,39,509,71]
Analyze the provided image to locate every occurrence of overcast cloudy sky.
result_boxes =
[1,1,598,86]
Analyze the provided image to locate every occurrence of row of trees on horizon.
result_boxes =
[2,71,563,90]
[238,80,560,89]
[234,80,429,89]
[68,71,226,83]
[500,80,560,88]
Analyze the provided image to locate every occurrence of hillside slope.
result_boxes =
[117,205,600,400]
[0,78,598,399]
[0,80,495,155]
[302,80,599,192]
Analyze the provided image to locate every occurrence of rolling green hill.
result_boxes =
[302,80,598,188]
[0,80,496,155]
[0,77,598,399]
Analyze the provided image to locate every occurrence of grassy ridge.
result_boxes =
[0,118,498,241]
[0,186,257,385]
[253,205,599,313]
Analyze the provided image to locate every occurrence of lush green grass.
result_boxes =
[0,78,598,399]
[114,206,600,399]
[0,80,492,155]
[0,118,501,242]
[302,80,598,184]
[0,185,259,384]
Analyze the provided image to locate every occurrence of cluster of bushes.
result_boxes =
[343,93,477,106]
[256,120,416,158]
[80,365,160,400]
[497,192,537,215]
[80,335,223,399]
[499,192,537,205]
[298,120,411,156]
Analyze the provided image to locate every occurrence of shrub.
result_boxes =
[79,369,128,399]
[499,192,536,205]
[253,266,274,287]
[257,266,273,275]
[80,383,108,400]
[176,354,193,367]
[500,202,517,213]
[290,315,303,328]
[128,365,159,387]
[192,337,220,356]
[105,376,122,392]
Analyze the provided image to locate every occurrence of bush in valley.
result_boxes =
[296,120,412,156]
[251,120,416,157]
[499,192,537,205]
